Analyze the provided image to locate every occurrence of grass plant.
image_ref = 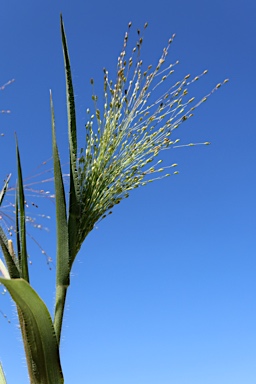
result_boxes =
[0,15,228,383]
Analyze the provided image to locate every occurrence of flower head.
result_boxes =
[74,23,228,248]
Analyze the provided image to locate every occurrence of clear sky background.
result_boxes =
[0,1,255,383]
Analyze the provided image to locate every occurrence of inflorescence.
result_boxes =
[76,22,228,246]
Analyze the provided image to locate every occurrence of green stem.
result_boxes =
[54,285,68,345]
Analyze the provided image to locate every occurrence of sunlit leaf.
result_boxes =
[0,278,63,384]
[50,92,69,344]
[60,14,81,263]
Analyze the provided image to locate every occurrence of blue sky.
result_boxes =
[0,1,255,383]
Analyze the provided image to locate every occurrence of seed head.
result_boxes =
[74,24,228,250]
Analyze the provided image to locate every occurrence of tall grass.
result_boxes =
[0,16,228,383]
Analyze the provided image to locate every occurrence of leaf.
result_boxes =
[0,278,64,384]
[60,14,81,263]
[0,259,10,279]
[50,92,69,287]
[0,361,7,384]
[0,174,11,208]
[0,227,20,278]
[50,92,70,344]
[15,192,21,262]
[60,14,78,183]
[15,137,29,282]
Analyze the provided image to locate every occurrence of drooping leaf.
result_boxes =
[0,278,63,384]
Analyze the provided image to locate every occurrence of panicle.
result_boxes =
[74,23,228,249]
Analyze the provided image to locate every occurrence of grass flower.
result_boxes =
[75,23,228,252]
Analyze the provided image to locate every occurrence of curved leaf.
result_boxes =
[0,278,63,384]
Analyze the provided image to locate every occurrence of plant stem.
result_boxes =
[54,285,68,345]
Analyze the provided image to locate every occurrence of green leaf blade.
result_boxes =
[50,92,69,286]
[60,14,78,175]
[15,138,29,282]
[60,15,81,263]
[0,278,64,384]
[50,92,70,344]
